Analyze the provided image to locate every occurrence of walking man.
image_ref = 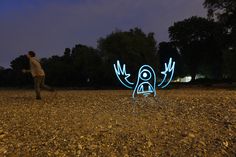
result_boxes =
[22,51,54,100]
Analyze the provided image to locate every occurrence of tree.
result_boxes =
[169,16,224,81]
[204,0,236,80]
[158,42,184,78]
[0,66,4,86]
[41,55,69,86]
[9,55,32,86]
[10,55,29,71]
[222,49,236,80]
[204,0,236,26]
[71,44,103,86]
[0,68,14,86]
[97,28,158,85]
[204,0,236,48]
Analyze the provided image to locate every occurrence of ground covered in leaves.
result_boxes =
[0,88,235,156]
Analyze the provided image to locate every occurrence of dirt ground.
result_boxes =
[0,89,235,157]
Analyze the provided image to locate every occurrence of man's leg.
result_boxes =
[34,76,42,99]
[40,76,54,91]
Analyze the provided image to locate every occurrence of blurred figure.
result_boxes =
[22,51,54,100]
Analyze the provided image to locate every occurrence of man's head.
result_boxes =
[27,51,36,58]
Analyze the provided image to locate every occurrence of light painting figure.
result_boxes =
[113,58,175,98]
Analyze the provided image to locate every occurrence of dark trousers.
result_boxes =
[34,76,52,98]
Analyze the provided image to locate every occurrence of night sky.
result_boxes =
[0,0,206,68]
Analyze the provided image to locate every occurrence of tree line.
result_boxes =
[0,0,235,87]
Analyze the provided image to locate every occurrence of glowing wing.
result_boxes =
[113,60,134,89]
[158,58,175,88]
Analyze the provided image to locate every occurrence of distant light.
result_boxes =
[195,74,205,79]
[229,47,233,50]
[227,28,232,34]
[176,76,191,82]
[186,76,192,82]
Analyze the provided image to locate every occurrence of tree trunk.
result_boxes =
[190,73,196,82]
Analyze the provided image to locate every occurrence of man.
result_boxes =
[22,51,54,100]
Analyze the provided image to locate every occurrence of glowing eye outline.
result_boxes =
[140,69,151,81]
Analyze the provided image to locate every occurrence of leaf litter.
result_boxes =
[0,89,235,156]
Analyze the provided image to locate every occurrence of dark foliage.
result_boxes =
[0,28,161,87]
[169,16,225,81]
[0,14,235,87]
